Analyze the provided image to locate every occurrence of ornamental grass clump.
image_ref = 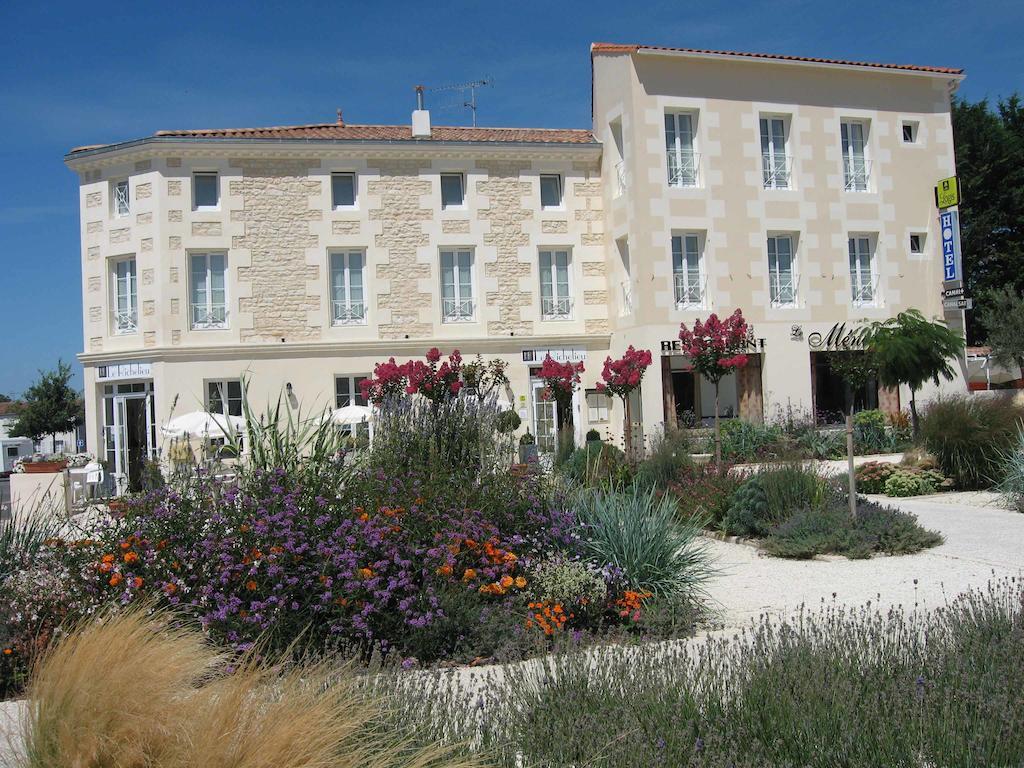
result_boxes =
[18,608,476,768]
[575,483,713,599]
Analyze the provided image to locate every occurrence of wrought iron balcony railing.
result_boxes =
[667,149,701,188]
[191,303,228,329]
[541,296,573,320]
[674,270,705,309]
[769,273,799,308]
[332,300,367,325]
[112,308,138,334]
[762,153,792,189]
[442,297,475,322]
[843,157,871,192]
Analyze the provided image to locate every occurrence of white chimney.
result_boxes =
[412,85,431,138]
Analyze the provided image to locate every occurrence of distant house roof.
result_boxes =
[591,42,964,76]
[0,401,23,418]
[68,124,598,156]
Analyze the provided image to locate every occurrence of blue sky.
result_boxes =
[0,0,1020,397]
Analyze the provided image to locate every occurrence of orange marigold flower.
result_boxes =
[101,553,115,564]
[123,551,139,564]
[2,648,12,656]
[358,513,370,522]
[239,610,249,618]
[109,574,123,587]
[132,577,144,589]
[503,552,518,563]
[461,568,477,582]
[251,549,263,560]
[245,580,258,591]
[357,567,373,580]
[464,539,478,550]
[156,539,169,550]
[500,575,514,589]
[436,564,453,577]
[120,541,131,551]
[163,582,178,595]
[171,561,180,571]
[240,524,251,533]
[514,576,527,589]
[98,562,112,574]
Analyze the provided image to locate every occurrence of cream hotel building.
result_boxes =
[67,42,967,488]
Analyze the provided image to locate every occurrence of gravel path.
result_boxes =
[703,491,1024,628]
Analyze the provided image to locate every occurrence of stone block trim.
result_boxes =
[85,191,102,208]
[141,238,153,252]
[581,233,604,246]
[168,209,182,222]
[89,337,103,352]
[192,221,222,236]
[582,261,607,277]
[584,318,610,334]
[442,219,470,234]
[170,298,180,315]
[144,331,156,348]
[167,180,182,196]
[573,180,602,198]
[233,159,323,342]
[332,220,361,235]
[541,220,568,234]
[86,221,103,234]
[167,158,182,168]
[584,290,608,305]
[476,161,535,337]
[368,160,434,339]
[141,268,154,286]
[169,266,179,284]
[110,227,130,244]
[171,330,181,345]
[87,277,101,293]
[135,182,152,199]
[168,236,182,250]
[134,161,152,173]
[88,306,102,322]
[87,246,100,261]
[143,300,155,316]
[136,212,152,225]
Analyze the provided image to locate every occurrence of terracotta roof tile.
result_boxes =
[591,42,963,76]
[151,124,596,144]
[0,401,23,417]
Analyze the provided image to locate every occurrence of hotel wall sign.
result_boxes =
[522,348,587,364]
[807,323,868,350]
[97,361,152,381]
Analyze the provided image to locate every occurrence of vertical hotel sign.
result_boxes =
[939,209,962,284]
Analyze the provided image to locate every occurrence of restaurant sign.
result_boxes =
[807,323,868,350]
[661,337,766,354]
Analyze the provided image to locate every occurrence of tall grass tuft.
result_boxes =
[919,395,1024,489]
[17,608,478,768]
[996,425,1024,512]
[575,483,713,598]
[0,512,63,583]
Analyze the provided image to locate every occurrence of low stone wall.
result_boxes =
[9,471,66,516]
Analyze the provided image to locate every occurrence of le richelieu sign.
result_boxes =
[807,322,868,351]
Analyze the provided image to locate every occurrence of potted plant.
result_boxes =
[19,453,70,474]
[518,431,538,464]
[586,428,602,444]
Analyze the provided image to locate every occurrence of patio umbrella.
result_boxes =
[160,411,246,439]
[330,404,374,445]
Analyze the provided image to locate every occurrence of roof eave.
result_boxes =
[65,134,601,165]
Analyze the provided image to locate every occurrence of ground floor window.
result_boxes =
[660,355,743,428]
[206,380,243,417]
[585,389,611,423]
[334,375,369,437]
[810,351,879,424]
[102,380,156,493]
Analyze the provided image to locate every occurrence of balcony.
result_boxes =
[332,300,367,326]
[843,157,871,192]
[442,297,475,323]
[191,303,228,330]
[112,308,137,334]
[541,296,573,320]
[851,276,879,307]
[673,270,705,309]
[769,273,799,308]
[667,149,701,188]
[614,160,626,198]
[762,153,792,189]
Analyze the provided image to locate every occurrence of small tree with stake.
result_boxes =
[538,355,584,452]
[824,348,879,516]
[678,309,751,466]
[596,345,653,460]
[863,309,965,437]
[10,360,84,452]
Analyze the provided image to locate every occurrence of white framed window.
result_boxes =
[539,249,572,320]
[540,174,563,209]
[193,171,219,210]
[902,121,919,144]
[586,389,611,423]
[329,250,367,325]
[910,233,925,254]
[760,117,790,189]
[5,446,17,458]
[190,252,228,329]
[334,375,369,408]
[767,235,798,308]
[440,173,465,209]
[112,257,138,334]
[672,233,705,309]
[207,380,243,417]
[840,120,870,191]
[331,172,356,208]
[440,249,475,322]
[849,235,877,306]
[113,180,130,217]
[665,111,700,188]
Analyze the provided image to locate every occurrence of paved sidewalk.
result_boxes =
[703,492,1024,627]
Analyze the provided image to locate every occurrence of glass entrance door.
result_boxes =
[104,382,155,493]
[531,379,558,453]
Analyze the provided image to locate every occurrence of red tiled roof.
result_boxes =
[153,124,596,143]
[0,401,23,417]
[591,42,964,76]
[68,123,597,155]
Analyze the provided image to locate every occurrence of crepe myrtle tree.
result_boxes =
[538,355,584,451]
[863,310,965,436]
[596,346,653,459]
[360,348,464,405]
[678,309,752,466]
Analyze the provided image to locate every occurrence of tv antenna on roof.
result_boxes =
[423,78,492,127]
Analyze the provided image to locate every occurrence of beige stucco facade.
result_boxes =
[67,44,968,486]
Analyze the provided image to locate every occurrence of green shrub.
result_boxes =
[758,464,831,519]
[634,428,693,490]
[855,461,898,493]
[576,484,713,598]
[761,506,856,558]
[854,500,943,554]
[723,476,770,536]
[529,557,608,609]
[585,428,601,442]
[919,395,1024,489]
[559,442,631,489]
[884,469,936,497]
[718,419,786,461]
[669,462,742,527]
[996,427,1024,512]
[796,428,845,459]
[853,409,887,432]
[495,409,521,433]
[852,409,901,455]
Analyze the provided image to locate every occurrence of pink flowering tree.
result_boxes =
[596,345,653,459]
[360,348,464,405]
[538,355,584,445]
[678,309,751,465]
